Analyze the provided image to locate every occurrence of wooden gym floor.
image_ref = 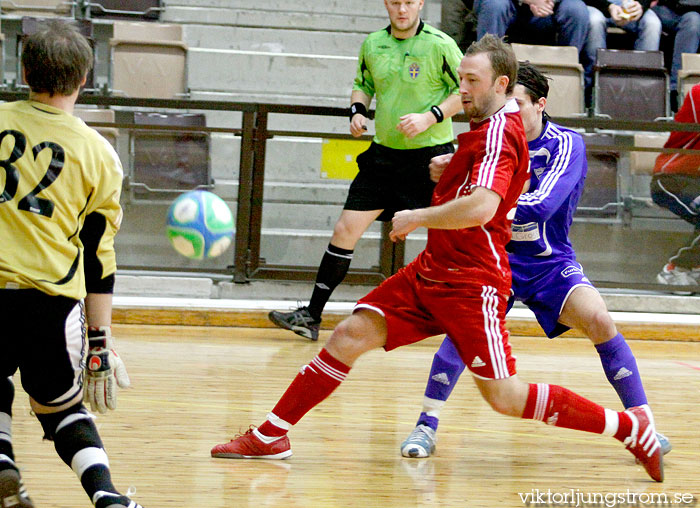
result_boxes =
[10,323,700,508]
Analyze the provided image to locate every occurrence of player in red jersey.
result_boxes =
[211,35,663,482]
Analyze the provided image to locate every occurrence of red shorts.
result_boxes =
[355,262,516,380]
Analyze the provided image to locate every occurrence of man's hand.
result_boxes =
[350,114,368,137]
[527,0,555,17]
[390,209,423,242]
[623,1,643,21]
[84,326,131,414]
[609,4,627,25]
[429,153,454,183]
[610,1,641,25]
[396,112,433,139]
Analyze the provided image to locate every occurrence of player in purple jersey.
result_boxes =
[399,61,672,458]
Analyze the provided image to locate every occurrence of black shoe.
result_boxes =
[268,306,321,341]
[0,463,34,508]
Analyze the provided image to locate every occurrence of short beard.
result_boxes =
[463,102,488,122]
[464,87,498,122]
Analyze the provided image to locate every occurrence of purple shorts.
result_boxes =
[508,256,595,338]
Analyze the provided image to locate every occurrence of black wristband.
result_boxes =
[430,105,444,123]
[350,102,368,121]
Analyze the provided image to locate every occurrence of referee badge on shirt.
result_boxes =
[408,62,420,79]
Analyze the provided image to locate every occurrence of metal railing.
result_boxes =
[3,91,700,290]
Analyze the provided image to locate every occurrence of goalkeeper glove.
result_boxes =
[84,326,131,413]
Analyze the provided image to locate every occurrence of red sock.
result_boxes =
[522,383,607,434]
[258,348,350,437]
[523,383,634,441]
[613,412,633,443]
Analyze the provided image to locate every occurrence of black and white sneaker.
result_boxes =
[0,457,34,508]
[268,306,321,341]
[93,491,144,508]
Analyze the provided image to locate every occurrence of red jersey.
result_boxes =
[415,99,530,291]
[654,84,700,175]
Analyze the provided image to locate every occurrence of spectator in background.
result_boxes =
[473,0,589,53]
[652,83,700,286]
[441,0,476,51]
[650,0,700,111]
[584,1,662,104]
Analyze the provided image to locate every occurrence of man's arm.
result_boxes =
[81,148,130,414]
[396,94,462,139]
[350,89,372,137]
[390,186,502,241]
[81,213,131,415]
[85,292,112,328]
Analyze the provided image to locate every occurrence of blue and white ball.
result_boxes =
[166,190,234,259]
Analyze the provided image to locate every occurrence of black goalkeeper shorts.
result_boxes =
[0,289,85,407]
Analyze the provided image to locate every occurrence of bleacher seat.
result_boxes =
[0,0,73,17]
[579,132,619,216]
[511,43,585,117]
[594,49,670,121]
[17,17,96,90]
[629,133,670,175]
[678,53,700,108]
[74,107,118,148]
[87,0,161,20]
[109,21,187,99]
[128,112,210,200]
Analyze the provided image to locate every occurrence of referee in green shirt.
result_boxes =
[269,0,463,341]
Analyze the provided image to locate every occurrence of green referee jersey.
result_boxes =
[353,21,462,150]
[0,100,123,299]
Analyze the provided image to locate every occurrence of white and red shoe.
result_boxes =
[623,406,664,482]
[657,263,699,286]
[211,426,292,459]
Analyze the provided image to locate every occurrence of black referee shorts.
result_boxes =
[0,289,85,407]
[344,141,455,222]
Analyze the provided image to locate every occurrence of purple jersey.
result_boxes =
[507,121,587,259]
[506,121,592,338]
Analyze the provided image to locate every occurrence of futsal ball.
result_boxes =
[166,190,234,259]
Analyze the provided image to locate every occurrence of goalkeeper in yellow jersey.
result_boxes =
[0,19,144,508]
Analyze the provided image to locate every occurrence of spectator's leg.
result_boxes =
[525,14,556,46]
[650,174,700,224]
[583,6,608,101]
[553,0,590,53]
[653,5,682,109]
[474,0,516,39]
[671,12,700,92]
[630,8,662,51]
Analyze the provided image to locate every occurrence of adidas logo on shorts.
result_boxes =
[471,356,486,368]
